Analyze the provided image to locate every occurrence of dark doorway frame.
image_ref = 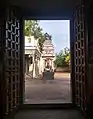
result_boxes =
[0,3,92,119]
[20,15,75,108]
[23,19,73,105]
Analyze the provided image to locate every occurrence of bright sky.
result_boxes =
[39,20,70,54]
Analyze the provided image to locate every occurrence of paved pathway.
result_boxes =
[14,109,85,119]
[24,72,71,104]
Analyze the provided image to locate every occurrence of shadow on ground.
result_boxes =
[14,109,85,119]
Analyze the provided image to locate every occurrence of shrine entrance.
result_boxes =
[44,58,53,70]
[0,0,93,119]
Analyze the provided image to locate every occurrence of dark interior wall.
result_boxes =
[86,3,93,118]
[7,0,81,20]
[23,9,73,20]
[0,7,6,119]
[8,0,81,10]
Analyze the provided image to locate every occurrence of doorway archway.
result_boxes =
[0,1,93,119]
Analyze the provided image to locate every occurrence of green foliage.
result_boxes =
[54,47,70,67]
[25,20,45,52]
[38,35,45,52]
[65,54,70,65]
[25,20,35,36]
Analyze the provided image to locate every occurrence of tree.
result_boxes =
[38,35,45,52]
[65,54,70,65]
[25,20,35,36]
[54,47,70,67]
[25,20,45,52]
[63,47,70,56]
[54,54,66,67]
[64,47,70,65]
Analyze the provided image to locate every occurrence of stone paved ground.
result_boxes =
[14,109,85,119]
[24,72,71,104]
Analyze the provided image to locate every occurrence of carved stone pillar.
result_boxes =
[38,58,41,74]
[33,56,35,78]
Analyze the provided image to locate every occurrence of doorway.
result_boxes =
[1,3,92,119]
[24,20,72,104]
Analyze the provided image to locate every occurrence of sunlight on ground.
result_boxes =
[24,72,71,104]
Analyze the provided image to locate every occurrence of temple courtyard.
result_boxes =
[24,72,71,104]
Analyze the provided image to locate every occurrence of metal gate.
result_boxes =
[0,7,22,117]
[74,4,87,112]
[5,7,20,115]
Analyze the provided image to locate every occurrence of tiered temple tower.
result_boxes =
[42,33,55,71]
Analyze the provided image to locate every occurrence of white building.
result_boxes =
[25,34,56,79]
[25,36,41,78]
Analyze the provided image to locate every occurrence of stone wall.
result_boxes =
[56,66,70,72]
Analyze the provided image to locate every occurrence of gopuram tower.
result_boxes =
[42,33,55,71]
